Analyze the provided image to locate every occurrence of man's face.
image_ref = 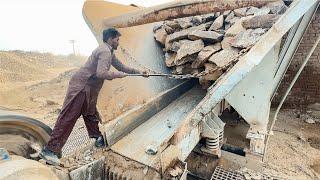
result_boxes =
[110,36,120,50]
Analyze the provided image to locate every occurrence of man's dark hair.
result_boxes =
[103,28,121,43]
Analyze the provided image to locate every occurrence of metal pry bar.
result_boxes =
[127,73,199,79]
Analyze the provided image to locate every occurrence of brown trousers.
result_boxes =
[46,91,102,153]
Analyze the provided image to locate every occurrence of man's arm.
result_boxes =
[111,54,140,74]
[96,50,127,80]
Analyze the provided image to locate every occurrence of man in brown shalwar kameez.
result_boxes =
[39,28,147,165]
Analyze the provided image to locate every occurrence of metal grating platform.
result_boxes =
[57,118,95,157]
[211,166,244,180]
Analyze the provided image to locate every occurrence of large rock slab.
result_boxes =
[166,24,207,43]
[225,11,235,23]
[163,24,174,34]
[175,54,198,66]
[209,15,224,31]
[191,43,222,68]
[234,7,248,17]
[221,36,235,50]
[266,0,288,15]
[164,20,181,31]
[246,6,270,16]
[175,40,204,63]
[177,17,193,29]
[70,157,105,180]
[191,16,203,26]
[169,39,191,52]
[165,52,176,67]
[242,14,280,29]
[188,30,223,43]
[225,18,246,37]
[231,28,267,48]
[154,27,168,46]
[209,48,239,67]
[201,13,216,22]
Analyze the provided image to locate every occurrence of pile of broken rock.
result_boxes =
[153,0,288,88]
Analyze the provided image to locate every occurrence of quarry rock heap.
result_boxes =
[153,0,287,88]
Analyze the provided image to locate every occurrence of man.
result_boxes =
[39,28,147,165]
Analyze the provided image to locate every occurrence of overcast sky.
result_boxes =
[0,0,172,56]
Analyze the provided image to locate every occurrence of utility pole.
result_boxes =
[69,40,76,56]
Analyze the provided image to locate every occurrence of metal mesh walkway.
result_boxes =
[211,166,244,180]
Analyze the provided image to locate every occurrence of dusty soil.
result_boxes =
[0,50,319,179]
[0,50,85,127]
[263,109,320,180]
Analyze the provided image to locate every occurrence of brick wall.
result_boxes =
[273,8,320,109]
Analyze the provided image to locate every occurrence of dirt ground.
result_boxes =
[1,50,319,179]
[264,109,320,179]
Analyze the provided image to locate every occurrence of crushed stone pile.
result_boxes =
[153,0,287,88]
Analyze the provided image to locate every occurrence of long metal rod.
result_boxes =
[128,73,199,79]
[263,33,320,162]
[128,73,172,77]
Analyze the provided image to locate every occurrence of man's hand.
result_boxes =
[119,72,128,78]
[140,70,149,78]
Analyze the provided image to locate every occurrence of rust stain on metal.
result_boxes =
[103,0,277,28]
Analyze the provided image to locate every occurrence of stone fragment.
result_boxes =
[175,40,204,63]
[209,15,224,31]
[305,118,315,124]
[203,63,223,81]
[188,30,223,43]
[229,17,241,26]
[246,6,271,16]
[174,63,193,74]
[168,40,191,52]
[164,20,180,30]
[234,7,248,17]
[177,17,193,29]
[221,36,235,50]
[175,54,197,66]
[201,13,216,22]
[231,28,267,48]
[153,24,162,33]
[199,76,211,89]
[246,7,259,16]
[166,30,188,43]
[163,24,174,34]
[224,23,231,31]
[166,24,207,43]
[192,43,222,68]
[165,53,176,67]
[46,100,57,105]
[225,11,235,23]
[242,14,280,29]
[223,10,231,17]
[266,0,288,14]
[225,18,246,37]
[215,12,221,17]
[191,16,203,26]
[169,41,181,52]
[308,103,320,111]
[154,27,168,46]
[209,48,239,67]
[204,63,217,73]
